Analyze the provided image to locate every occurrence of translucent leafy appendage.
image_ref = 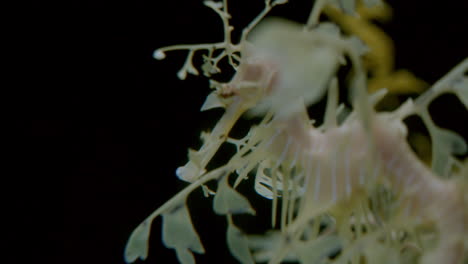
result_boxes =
[453,76,468,108]
[124,220,152,263]
[213,175,256,215]
[162,203,205,264]
[227,223,255,264]
[430,126,467,177]
[213,175,256,263]
[254,159,300,200]
[413,58,468,177]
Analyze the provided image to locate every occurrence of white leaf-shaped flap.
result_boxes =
[176,160,203,183]
[175,249,197,264]
[162,203,205,264]
[201,92,225,111]
[254,160,291,200]
[254,161,275,199]
[437,128,466,155]
[203,0,223,10]
[124,220,151,263]
[227,223,255,264]
[213,176,255,215]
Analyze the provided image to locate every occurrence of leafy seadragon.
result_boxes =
[125,0,468,263]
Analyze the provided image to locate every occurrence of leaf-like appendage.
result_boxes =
[227,223,255,264]
[201,92,225,111]
[162,204,205,264]
[431,126,467,176]
[176,160,203,182]
[213,176,255,215]
[254,160,294,200]
[254,163,276,199]
[124,220,152,263]
[295,235,342,264]
[453,76,468,108]
[175,248,196,264]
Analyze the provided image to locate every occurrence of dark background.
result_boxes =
[15,0,467,264]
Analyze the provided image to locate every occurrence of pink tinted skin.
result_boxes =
[267,111,465,263]
[372,117,466,264]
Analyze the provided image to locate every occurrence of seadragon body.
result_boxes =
[255,107,467,264]
[125,1,468,263]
